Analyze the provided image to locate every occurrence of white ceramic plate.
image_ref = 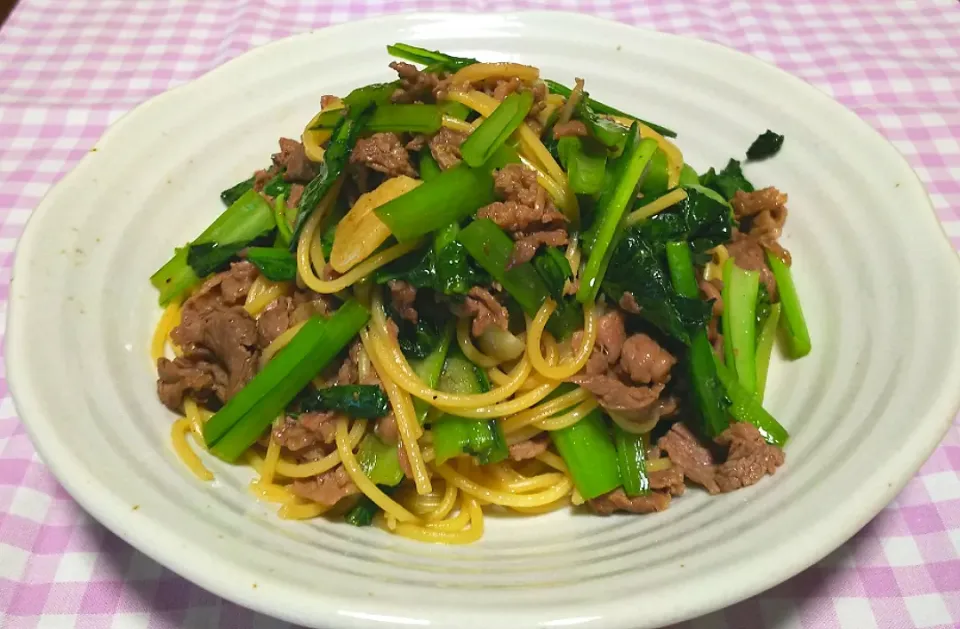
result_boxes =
[8,11,960,629]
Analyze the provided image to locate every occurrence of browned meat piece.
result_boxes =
[156,356,225,411]
[405,134,427,151]
[376,413,400,444]
[273,137,315,182]
[256,296,293,347]
[731,187,787,220]
[389,61,449,103]
[619,292,642,314]
[595,309,626,363]
[171,306,259,401]
[464,287,509,336]
[648,465,685,496]
[589,488,671,514]
[272,412,338,452]
[727,234,777,299]
[713,422,784,492]
[553,120,588,138]
[619,334,676,385]
[570,375,663,418]
[388,280,418,324]
[182,261,258,314]
[699,278,724,316]
[508,433,549,461]
[320,95,339,108]
[484,76,522,100]
[350,132,416,178]
[287,183,304,209]
[253,167,276,192]
[507,229,568,268]
[428,127,467,170]
[334,353,358,386]
[478,164,567,230]
[657,423,719,494]
[291,465,358,506]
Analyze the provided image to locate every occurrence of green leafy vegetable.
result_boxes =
[375,239,488,297]
[767,252,811,358]
[715,357,789,448]
[544,79,677,138]
[386,43,477,72]
[273,194,293,246]
[722,259,760,396]
[220,177,254,206]
[557,136,607,195]
[614,425,648,497]
[578,127,659,303]
[755,302,781,402]
[409,322,454,425]
[665,241,731,438]
[244,246,297,282]
[576,97,630,152]
[204,301,370,461]
[461,91,534,167]
[263,171,292,199]
[432,350,508,465]
[151,189,275,305]
[746,130,784,161]
[632,184,734,254]
[699,159,754,201]
[639,149,669,197]
[532,246,573,301]
[550,407,622,500]
[374,163,496,242]
[291,103,372,247]
[297,384,390,419]
[419,151,441,182]
[367,104,442,134]
[357,436,404,486]
[307,108,345,130]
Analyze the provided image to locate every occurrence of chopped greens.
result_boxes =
[297,384,390,419]
[746,130,785,161]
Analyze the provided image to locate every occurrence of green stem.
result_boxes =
[386,43,477,72]
[613,425,648,497]
[714,357,789,447]
[273,194,292,246]
[549,408,622,500]
[766,253,811,358]
[204,301,370,461]
[544,79,677,138]
[723,259,760,396]
[367,104,442,134]
[357,435,404,487]
[460,91,534,168]
[374,163,495,242]
[419,151,442,182]
[220,177,254,206]
[577,128,658,303]
[345,485,397,526]
[409,322,454,425]
[755,302,782,402]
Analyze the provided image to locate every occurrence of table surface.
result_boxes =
[1,1,959,628]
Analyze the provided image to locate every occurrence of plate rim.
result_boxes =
[7,10,960,629]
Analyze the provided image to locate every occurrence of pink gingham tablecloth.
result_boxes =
[1,1,959,627]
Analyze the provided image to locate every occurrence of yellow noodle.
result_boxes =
[535,450,568,473]
[648,457,673,472]
[496,469,566,493]
[244,279,291,316]
[526,300,597,381]
[393,496,483,544]
[302,238,423,295]
[517,153,575,214]
[434,463,572,507]
[151,302,181,362]
[441,115,474,134]
[449,62,539,85]
[249,480,294,503]
[278,499,332,520]
[506,425,544,446]
[422,501,471,532]
[447,380,560,419]
[259,321,307,368]
[361,331,431,494]
[546,93,565,107]
[571,488,585,506]
[534,398,597,431]
[511,498,570,514]
[501,386,589,434]
[171,418,213,481]
[426,480,458,522]
[704,244,729,282]
[182,397,209,437]
[254,415,366,479]
[456,318,501,368]
[259,432,283,485]
[624,188,688,227]
[335,418,420,523]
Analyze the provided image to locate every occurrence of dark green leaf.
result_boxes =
[245,247,297,282]
[544,79,677,138]
[746,130,784,161]
[533,246,573,301]
[263,171,292,199]
[638,185,734,254]
[297,385,390,419]
[187,242,246,277]
[386,43,477,72]
[699,159,755,201]
[220,178,254,206]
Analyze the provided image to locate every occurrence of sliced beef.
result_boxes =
[570,376,664,418]
[350,132,416,178]
[699,278,724,316]
[272,138,315,182]
[464,287,509,336]
[657,423,719,493]
[596,310,626,363]
[390,61,449,103]
[713,422,785,492]
[648,465,685,496]
[291,465,358,506]
[727,233,778,299]
[376,412,400,444]
[257,296,294,347]
[156,356,225,411]
[388,280,418,324]
[619,334,676,385]
[272,412,338,453]
[507,229,568,268]
[552,120,588,138]
[287,183,304,209]
[253,167,276,192]
[618,292,642,314]
[428,127,467,170]
[589,488,671,514]
[159,262,261,411]
[731,187,787,220]
[508,433,549,461]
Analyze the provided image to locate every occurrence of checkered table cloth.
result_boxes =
[0,0,958,627]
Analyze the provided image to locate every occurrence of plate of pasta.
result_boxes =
[9,11,960,629]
